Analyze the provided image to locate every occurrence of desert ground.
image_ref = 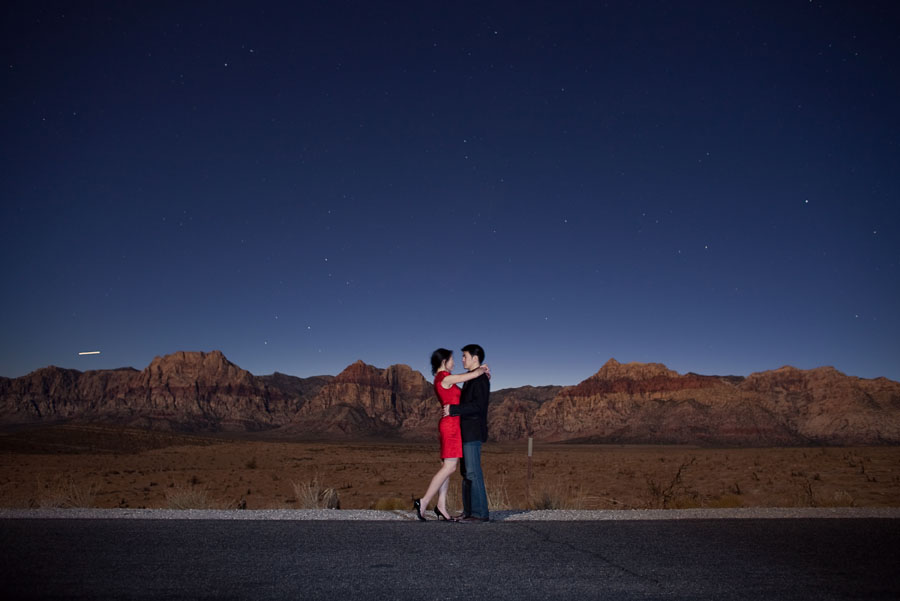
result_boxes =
[1,424,898,512]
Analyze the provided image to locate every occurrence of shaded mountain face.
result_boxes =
[489,386,564,442]
[276,360,440,439]
[739,366,900,445]
[258,372,333,401]
[2,353,899,445]
[0,366,137,423]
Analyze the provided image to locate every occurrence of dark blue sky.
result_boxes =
[2,1,898,390]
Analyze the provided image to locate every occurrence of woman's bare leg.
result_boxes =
[437,471,451,516]
[420,458,458,513]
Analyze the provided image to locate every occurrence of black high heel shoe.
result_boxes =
[434,507,452,521]
[413,499,426,521]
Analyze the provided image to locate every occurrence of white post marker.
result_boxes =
[527,436,533,504]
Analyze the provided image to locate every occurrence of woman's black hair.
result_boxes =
[430,348,453,375]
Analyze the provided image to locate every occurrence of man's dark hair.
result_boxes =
[461,344,485,364]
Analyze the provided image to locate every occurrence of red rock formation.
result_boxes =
[564,359,725,397]
[2,353,898,445]
[280,360,440,438]
[0,351,326,432]
[0,366,136,423]
[530,359,900,445]
[740,366,900,444]
[488,386,562,441]
[109,351,298,430]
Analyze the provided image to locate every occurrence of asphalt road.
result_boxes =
[2,518,898,600]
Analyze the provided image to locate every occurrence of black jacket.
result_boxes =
[448,373,490,443]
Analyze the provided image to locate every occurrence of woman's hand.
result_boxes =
[479,364,491,379]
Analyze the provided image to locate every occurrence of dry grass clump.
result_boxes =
[486,477,512,510]
[706,493,744,509]
[372,497,407,510]
[530,489,564,510]
[792,479,857,508]
[529,479,586,510]
[530,489,582,510]
[291,477,340,509]
[667,493,702,509]
[444,481,461,514]
[165,484,223,509]
[36,475,97,508]
[825,490,856,507]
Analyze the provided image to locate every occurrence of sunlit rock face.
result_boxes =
[528,359,900,445]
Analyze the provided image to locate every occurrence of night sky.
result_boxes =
[2,2,898,390]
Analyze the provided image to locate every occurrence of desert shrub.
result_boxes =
[644,456,697,509]
[486,477,512,510]
[37,489,69,509]
[794,478,818,507]
[820,490,855,508]
[529,480,585,510]
[291,477,340,509]
[66,481,98,508]
[36,475,97,508]
[245,457,258,469]
[669,494,702,509]
[531,489,565,510]
[789,479,856,508]
[373,497,407,510]
[706,493,744,509]
[166,485,218,509]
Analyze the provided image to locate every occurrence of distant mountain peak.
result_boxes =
[148,349,228,363]
[27,365,82,377]
[141,350,252,386]
[335,360,379,381]
[751,364,847,380]
[590,358,679,381]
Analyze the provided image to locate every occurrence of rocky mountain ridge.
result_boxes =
[0,351,330,432]
[1,352,899,445]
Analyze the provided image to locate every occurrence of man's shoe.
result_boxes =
[458,516,490,523]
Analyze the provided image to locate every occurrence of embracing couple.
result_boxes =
[413,344,491,522]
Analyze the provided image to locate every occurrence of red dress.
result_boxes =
[434,370,463,459]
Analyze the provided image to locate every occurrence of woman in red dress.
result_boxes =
[414,348,490,521]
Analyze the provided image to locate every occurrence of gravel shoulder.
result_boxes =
[2,507,899,521]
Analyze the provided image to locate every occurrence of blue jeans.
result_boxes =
[461,440,488,518]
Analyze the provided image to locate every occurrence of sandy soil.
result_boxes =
[1,425,898,511]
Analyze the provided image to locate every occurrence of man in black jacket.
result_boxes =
[445,344,490,521]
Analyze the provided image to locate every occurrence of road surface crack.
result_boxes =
[511,523,665,588]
